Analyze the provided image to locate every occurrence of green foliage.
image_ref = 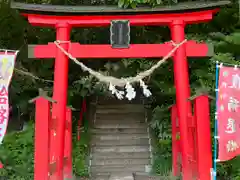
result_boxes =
[15,0,203,9]
[117,0,171,8]
[0,122,34,179]
[72,131,90,177]
[0,120,90,179]
[72,117,90,177]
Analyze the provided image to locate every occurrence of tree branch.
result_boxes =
[14,68,53,83]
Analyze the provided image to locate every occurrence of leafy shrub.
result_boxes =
[0,120,90,179]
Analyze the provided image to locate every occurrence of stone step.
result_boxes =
[67,173,164,180]
[91,138,149,146]
[96,112,144,117]
[97,104,144,110]
[91,128,148,134]
[90,173,110,180]
[90,173,136,180]
[94,119,146,124]
[90,165,147,174]
[89,99,152,179]
[92,146,150,153]
[92,134,149,141]
[92,152,150,160]
[94,123,147,129]
[91,158,151,166]
[94,121,147,128]
[109,173,134,180]
[133,173,168,180]
[97,96,143,105]
[95,115,145,121]
[96,108,144,114]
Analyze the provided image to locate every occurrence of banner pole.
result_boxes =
[213,61,220,180]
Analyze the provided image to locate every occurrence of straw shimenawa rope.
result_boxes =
[54,39,187,87]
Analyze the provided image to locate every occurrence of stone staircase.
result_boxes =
[89,98,154,180]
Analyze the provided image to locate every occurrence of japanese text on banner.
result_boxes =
[217,66,240,161]
[0,53,16,144]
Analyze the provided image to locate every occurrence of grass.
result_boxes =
[72,127,90,177]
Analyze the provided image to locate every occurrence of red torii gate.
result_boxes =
[11,1,229,180]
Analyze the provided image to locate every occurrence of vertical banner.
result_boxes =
[217,66,240,161]
[213,62,220,180]
[0,51,17,144]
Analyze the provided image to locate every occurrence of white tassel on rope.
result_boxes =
[109,83,124,100]
[139,79,152,97]
[125,82,136,100]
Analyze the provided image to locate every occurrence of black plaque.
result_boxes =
[110,20,130,49]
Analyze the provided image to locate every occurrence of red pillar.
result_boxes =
[171,105,178,176]
[188,114,197,178]
[52,22,71,179]
[64,108,73,178]
[194,95,212,180]
[34,97,50,180]
[170,20,191,179]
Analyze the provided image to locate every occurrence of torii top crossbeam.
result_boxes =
[12,1,229,59]
[11,1,230,29]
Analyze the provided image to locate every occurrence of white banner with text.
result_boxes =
[0,52,17,144]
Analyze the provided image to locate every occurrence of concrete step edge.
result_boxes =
[90,152,151,159]
[90,165,148,173]
[97,104,145,108]
[90,142,150,147]
[90,130,148,134]
[91,158,151,166]
[93,125,148,129]
[91,134,149,139]
[96,110,145,114]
